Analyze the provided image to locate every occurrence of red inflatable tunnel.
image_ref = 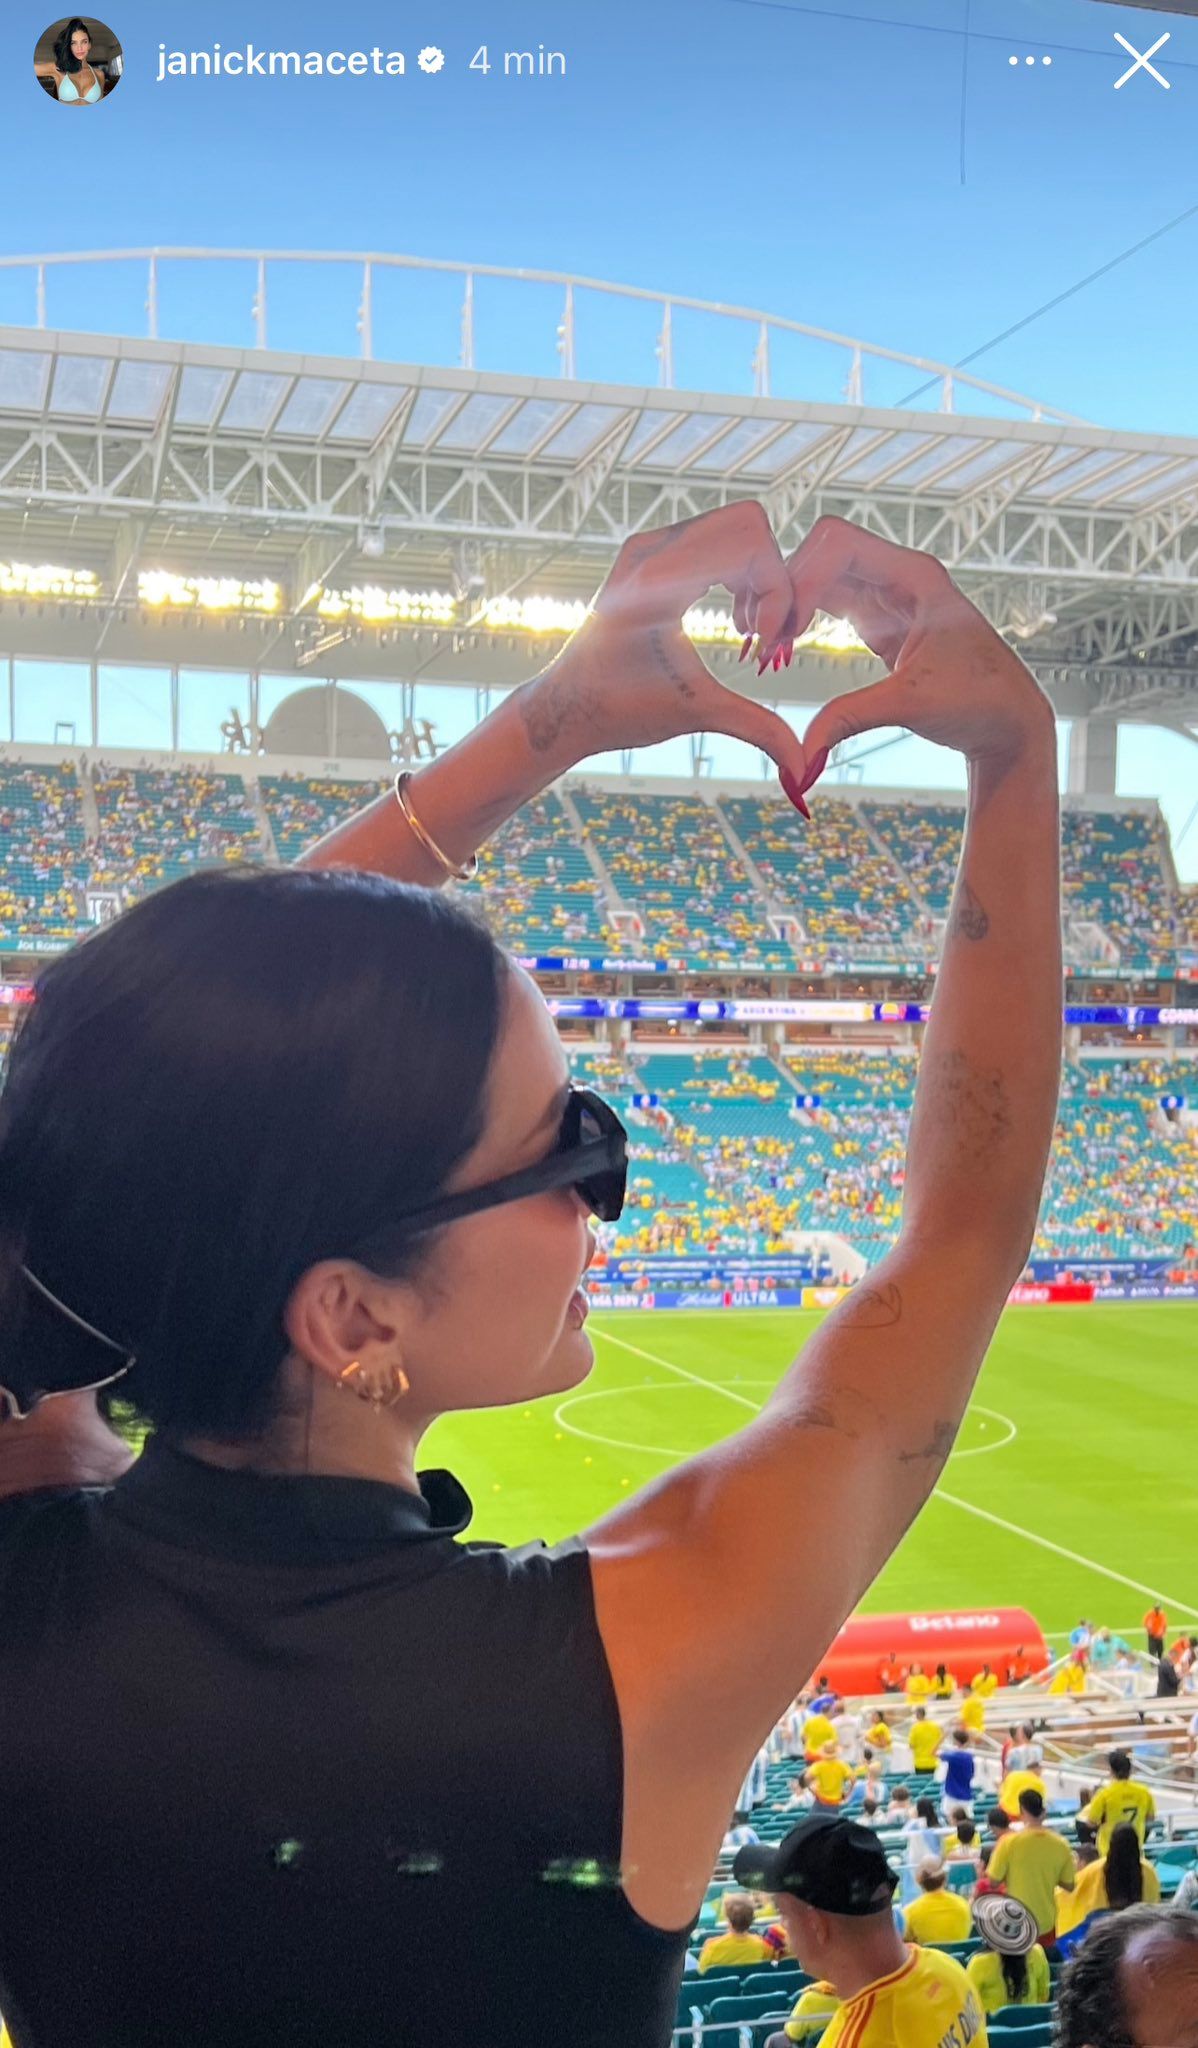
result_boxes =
[817,1608,1048,1699]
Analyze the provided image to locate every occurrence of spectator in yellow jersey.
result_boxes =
[904,1663,932,1702]
[696,1893,772,1974]
[960,1690,986,1736]
[1050,1652,1087,1695]
[989,1789,1075,1947]
[930,1663,957,1700]
[908,1705,944,1776]
[1082,1750,1157,1854]
[864,1711,893,1752]
[734,1814,988,2048]
[967,1894,1050,2014]
[997,1764,1046,1820]
[778,1978,841,2040]
[970,1664,999,1697]
[802,1708,837,1760]
[902,1858,974,1945]
[808,1742,855,1811]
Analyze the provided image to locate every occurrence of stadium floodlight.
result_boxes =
[0,560,99,602]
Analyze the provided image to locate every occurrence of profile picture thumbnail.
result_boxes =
[34,15,122,104]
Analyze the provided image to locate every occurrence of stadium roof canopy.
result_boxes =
[0,250,1195,736]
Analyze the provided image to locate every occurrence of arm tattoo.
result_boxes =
[518,664,602,756]
[840,1281,903,1329]
[954,879,989,942]
[781,1398,862,1441]
[924,1050,1012,1165]
[897,1419,956,1469]
[519,675,568,755]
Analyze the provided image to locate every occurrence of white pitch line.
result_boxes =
[596,1327,762,1412]
[933,1489,1198,1622]
[593,1325,1198,1620]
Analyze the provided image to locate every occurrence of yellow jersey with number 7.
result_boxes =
[1083,1779,1156,1853]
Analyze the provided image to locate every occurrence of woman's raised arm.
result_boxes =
[582,518,1062,1927]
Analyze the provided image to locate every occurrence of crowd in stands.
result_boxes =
[678,1646,1198,2046]
[259,773,388,863]
[1061,808,1174,967]
[862,799,963,915]
[720,793,920,955]
[1034,1061,1197,1262]
[89,768,261,893]
[0,764,1194,1268]
[462,792,616,952]
[0,764,89,940]
[570,788,794,967]
[0,763,1191,974]
[592,1047,1196,1269]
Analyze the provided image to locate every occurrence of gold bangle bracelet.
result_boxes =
[393,772,479,882]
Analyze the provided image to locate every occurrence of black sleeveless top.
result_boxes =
[0,1437,692,2046]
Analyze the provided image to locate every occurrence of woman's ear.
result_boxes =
[283,1260,418,1379]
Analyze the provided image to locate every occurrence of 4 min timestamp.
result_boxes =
[470,43,567,77]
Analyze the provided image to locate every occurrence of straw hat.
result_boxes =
[973,1893,1039,1956]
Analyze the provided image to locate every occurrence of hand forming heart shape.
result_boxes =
[518,505,1052,814]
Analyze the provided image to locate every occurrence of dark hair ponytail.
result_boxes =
[0,865,507,1440]
[1105,1823,1144,1912]
[999,1951,1029,2003]
[53,17,92,70]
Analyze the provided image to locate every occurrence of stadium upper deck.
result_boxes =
[0,756,1194,1272]
[0,752,1188,980]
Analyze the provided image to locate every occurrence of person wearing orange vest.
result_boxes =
[1144,1605,1168,1658]
[877,1654,903,1693]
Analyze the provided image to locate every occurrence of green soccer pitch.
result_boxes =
[425,1304,1198,1648]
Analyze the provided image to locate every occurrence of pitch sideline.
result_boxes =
[591,1325,1198,1622]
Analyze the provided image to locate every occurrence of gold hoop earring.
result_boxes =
[335,1361,410,1411]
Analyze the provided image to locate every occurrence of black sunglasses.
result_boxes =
[389,1086,627,1235]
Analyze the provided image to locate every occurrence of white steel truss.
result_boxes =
[0,320,1195,723]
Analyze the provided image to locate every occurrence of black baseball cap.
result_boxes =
[732,1814,897,1916]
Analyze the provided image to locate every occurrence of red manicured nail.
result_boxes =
[799,746,830,797]
[773,647,783,672]
[739,634,753,664]
[780,766,811,820]
[757,654,770,677]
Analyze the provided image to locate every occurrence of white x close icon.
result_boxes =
[1113,30,1172,89]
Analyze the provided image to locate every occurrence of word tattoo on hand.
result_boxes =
[648,627,697,699]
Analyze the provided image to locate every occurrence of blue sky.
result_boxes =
[6,0,1198,873]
